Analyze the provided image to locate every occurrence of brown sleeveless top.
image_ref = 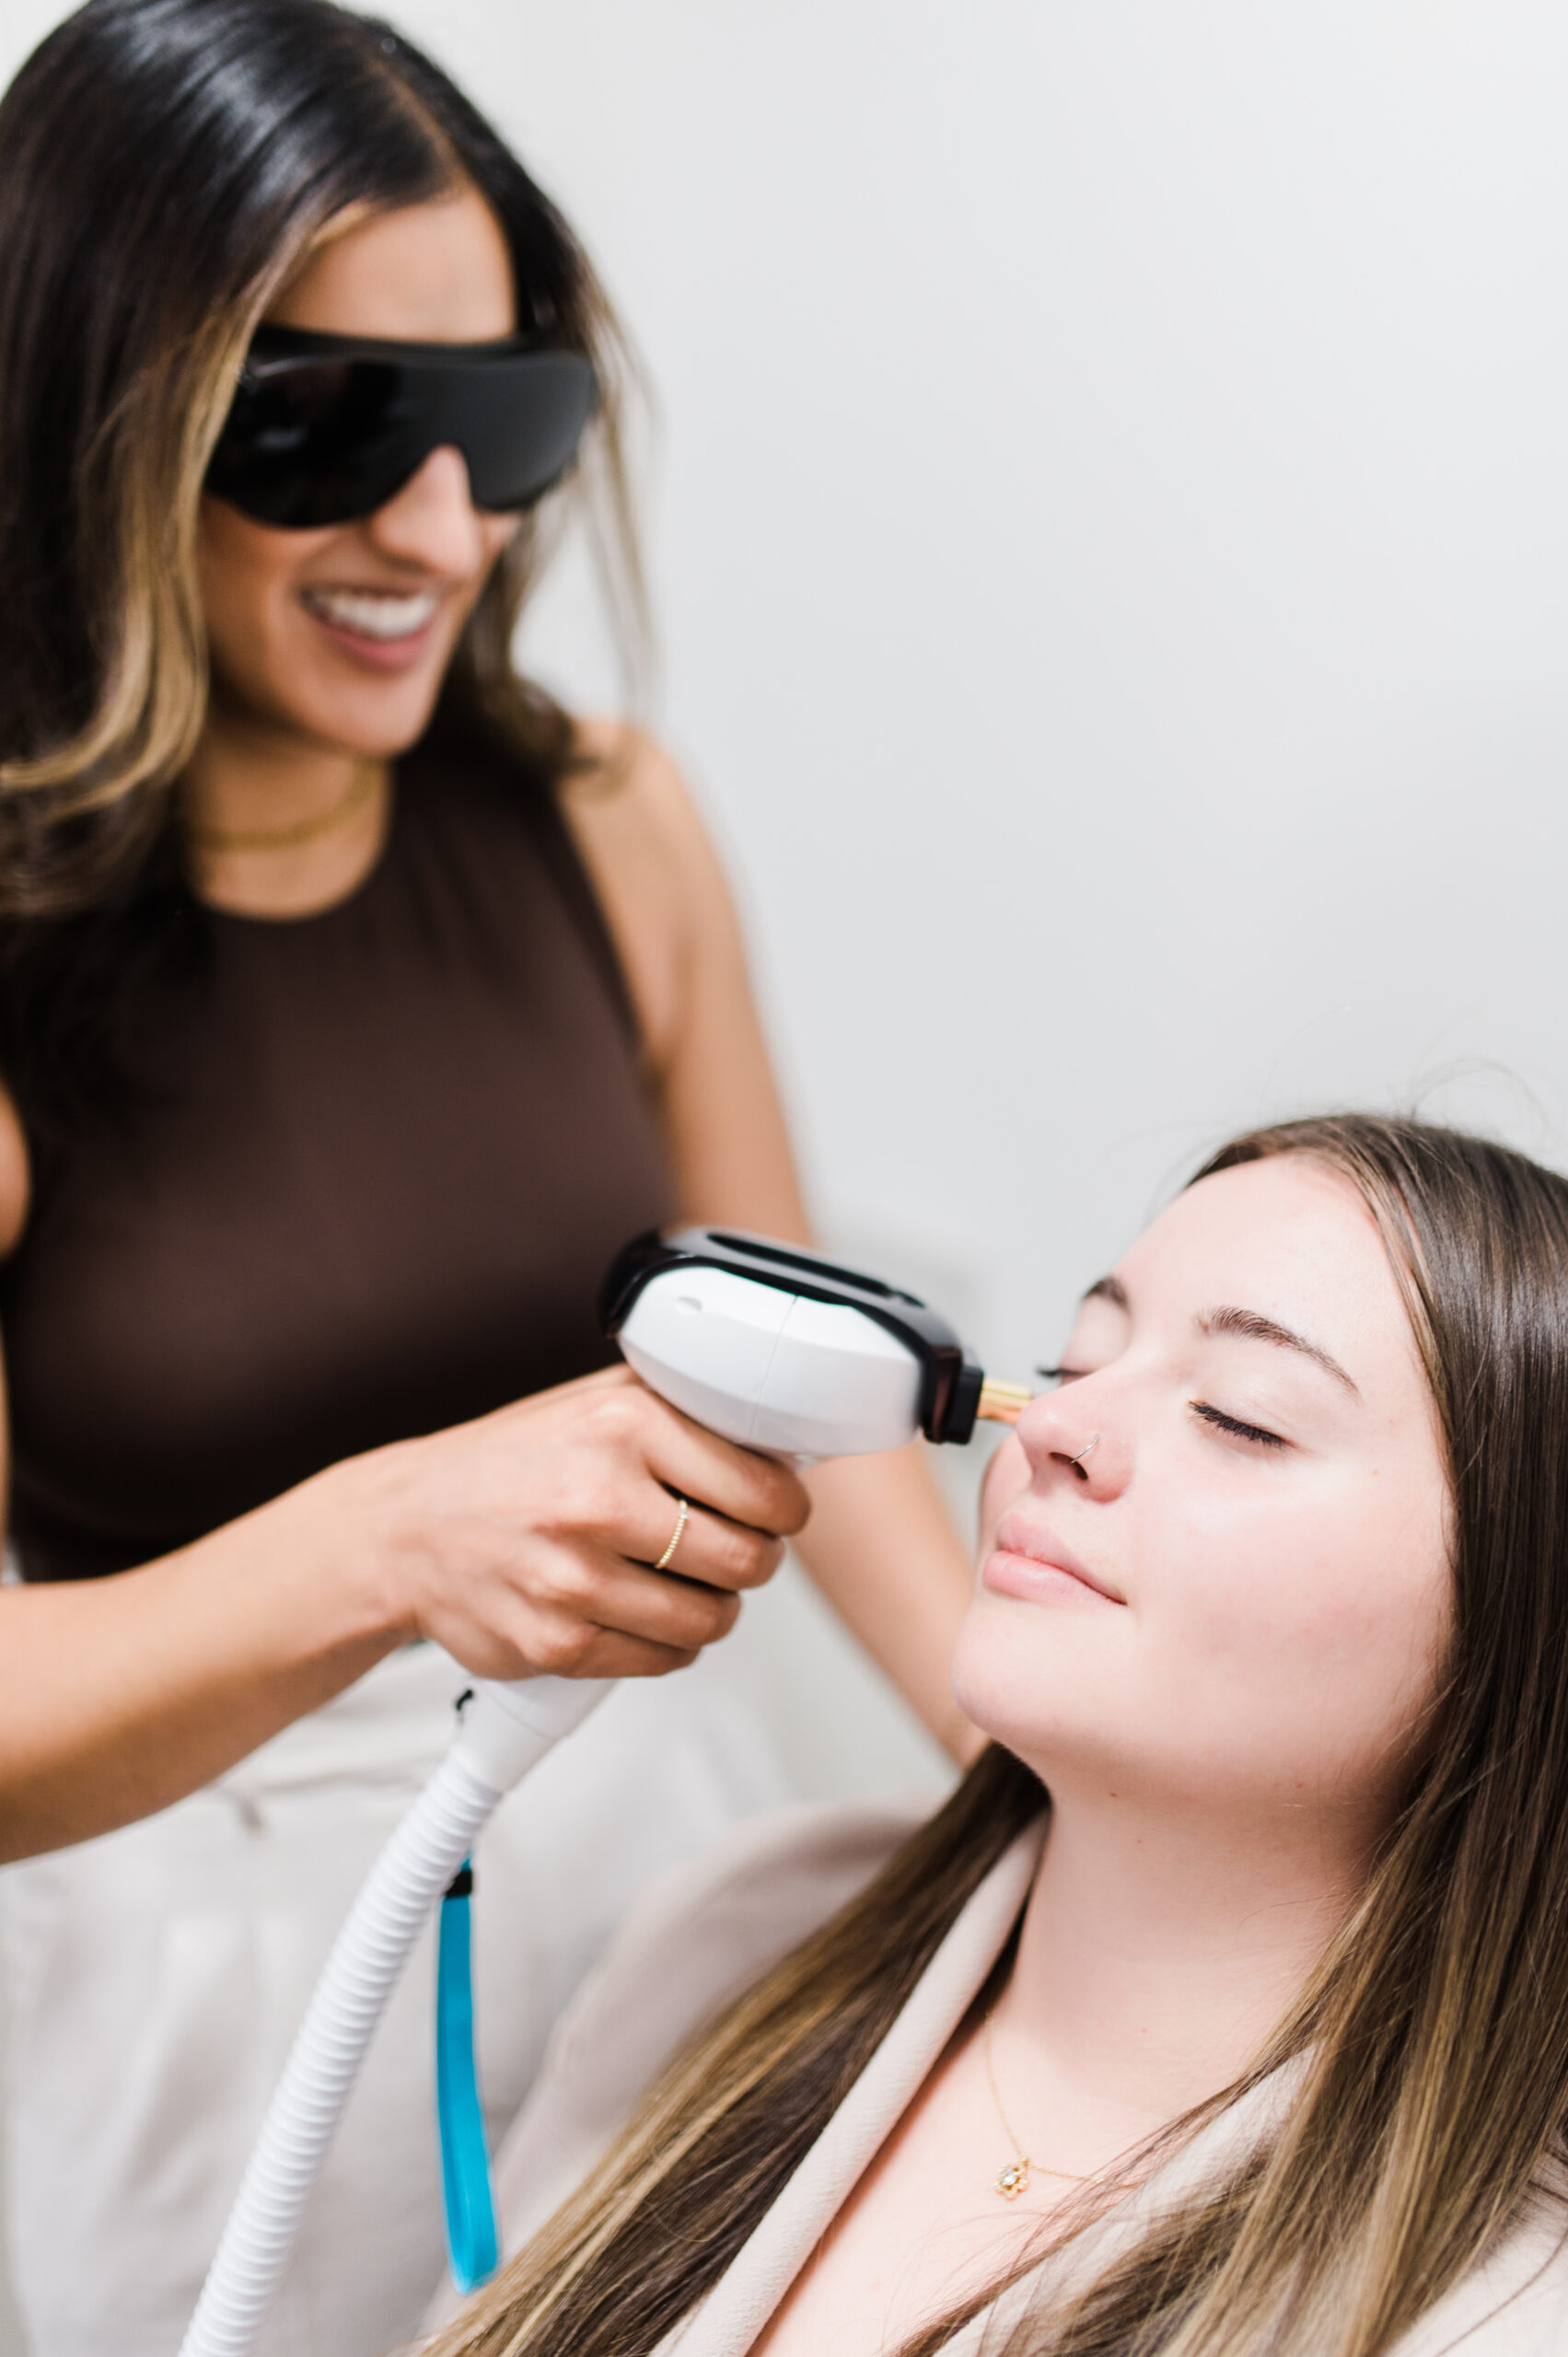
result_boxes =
[0,733,675,1582]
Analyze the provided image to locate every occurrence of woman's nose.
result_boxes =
[366,445,488,575]
[1013,1388,1129,1496]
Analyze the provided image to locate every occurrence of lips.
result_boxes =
[300,586,441,642]
[984,1512,1126,1607]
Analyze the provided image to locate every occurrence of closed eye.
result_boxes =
[1036,1364,1088,1386]
[1191,1399,1289,1450]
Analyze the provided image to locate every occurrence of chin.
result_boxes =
[288,669,447,756]
[950,1603,1123,1782]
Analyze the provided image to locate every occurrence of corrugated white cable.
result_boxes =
[180,1674,610,2357]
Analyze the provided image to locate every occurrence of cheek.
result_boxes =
[198,506,316,653]
[1155,1468,1451,1782]
[448,522,517,631]
[976,1432,1029,1550]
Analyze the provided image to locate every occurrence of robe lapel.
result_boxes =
[655,1822,1047,2357]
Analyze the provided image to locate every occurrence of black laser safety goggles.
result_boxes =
[204,326,599,529]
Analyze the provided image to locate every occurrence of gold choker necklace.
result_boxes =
[186,759,382,854]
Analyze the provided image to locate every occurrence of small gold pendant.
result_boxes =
[995,2159,1029,2200]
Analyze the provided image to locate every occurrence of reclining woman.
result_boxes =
[426,1112,1568,2357]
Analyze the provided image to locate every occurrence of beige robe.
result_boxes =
[423,1802,1568,2355]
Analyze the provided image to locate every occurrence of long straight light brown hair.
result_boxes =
[428,1113,1568,2357]
[0,0,643,1123]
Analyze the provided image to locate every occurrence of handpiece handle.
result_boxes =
[450,1675,615,1796]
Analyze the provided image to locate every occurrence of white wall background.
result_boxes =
[0,3,1565,2347]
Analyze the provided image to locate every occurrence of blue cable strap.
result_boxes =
[436,1860,500,2293]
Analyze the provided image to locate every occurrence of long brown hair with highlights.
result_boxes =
[428,1114,1568,2357]
[0,0,643,1122]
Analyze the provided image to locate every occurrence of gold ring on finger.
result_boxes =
[655,1496,691,1573]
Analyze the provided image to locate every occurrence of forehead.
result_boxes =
[1105,1155,1418,1381]
[272,186,516,343]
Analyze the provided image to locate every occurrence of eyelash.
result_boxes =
[1190,1400,1288,1450]
[1039,1371,1289,1452]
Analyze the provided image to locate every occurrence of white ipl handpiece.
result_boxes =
[618,1263,924,1457]
[180,1229,1028,2357]
[603,1225,1032,1451]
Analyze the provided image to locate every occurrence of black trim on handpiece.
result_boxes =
[598,1226,985,1446]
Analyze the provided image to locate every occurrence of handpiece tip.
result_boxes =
[976,1378,1033,1426]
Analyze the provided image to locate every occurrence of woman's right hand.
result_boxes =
[339,1364,812,1683]
[0,1360,808,1859]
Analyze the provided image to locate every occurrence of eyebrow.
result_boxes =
[1197,1306,1360,1396]
[1082,1274,1128,1308]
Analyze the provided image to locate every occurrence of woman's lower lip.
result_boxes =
[982,1549,1120,1607]
[302,607,440,672]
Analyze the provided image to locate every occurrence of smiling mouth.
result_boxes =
[300,586,441,642]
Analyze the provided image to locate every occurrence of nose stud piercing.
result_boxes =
[1067,1434,1099,1476]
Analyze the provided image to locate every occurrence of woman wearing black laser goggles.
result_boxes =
[0,3,975,2351]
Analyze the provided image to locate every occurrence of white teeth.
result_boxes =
[303,587,440,641]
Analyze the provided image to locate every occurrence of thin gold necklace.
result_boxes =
[981,2014,1144,2204]
[185,758,382,854]
[981,2010,1094,2200]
